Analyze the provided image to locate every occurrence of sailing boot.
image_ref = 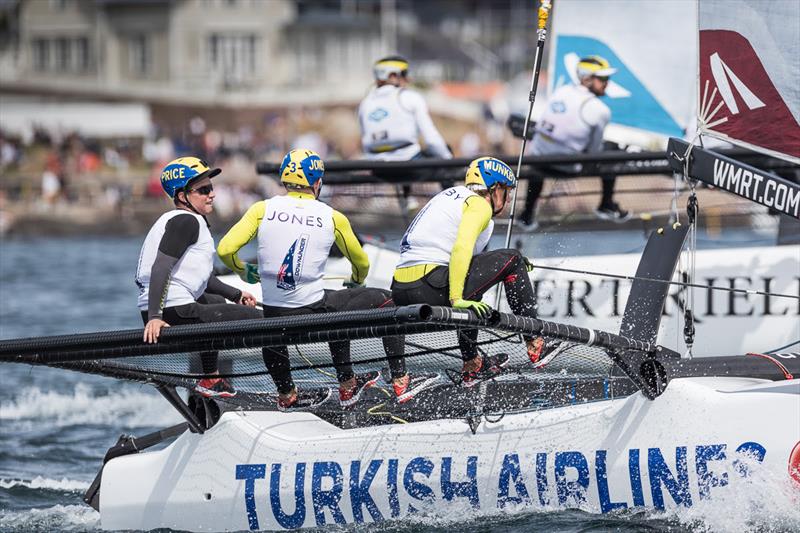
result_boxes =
[461,353,510,388]
[277,387,331,412]
[393,372,440,403]
[195,377,237,398]
[527,337,569,369]
[339,371,380,407]
[595,202,632,222]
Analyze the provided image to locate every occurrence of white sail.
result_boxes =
[549,0,697,139]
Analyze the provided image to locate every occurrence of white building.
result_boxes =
[0,0,389,106]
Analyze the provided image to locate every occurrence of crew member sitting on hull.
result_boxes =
[519,55,630,230]
[136,156,260,398]
[391,157,566,387]
[218,149,439,410]
[358,55,453,211]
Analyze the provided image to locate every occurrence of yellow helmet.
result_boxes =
[373,55,409,81]
[279,149,325,187]
[576,55,617,79]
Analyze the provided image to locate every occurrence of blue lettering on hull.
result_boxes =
[235,442,767,529]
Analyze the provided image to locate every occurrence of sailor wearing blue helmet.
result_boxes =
[218,149,440,410]
[392,157,566,387]
[135,157,261,398]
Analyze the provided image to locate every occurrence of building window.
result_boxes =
[74,37,89,72]
[32,36,91,73]
[128,34,151,77]
[32,39,49,71]
[54,37,71,71]
[208,33,257,87]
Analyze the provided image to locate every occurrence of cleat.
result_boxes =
[277,388,331,412]
[528,337,569,369]
[339,371,380,407]
[194,377,237,398]
[461,353,510,388]
[393,372,440,403]
[595,202,632,222]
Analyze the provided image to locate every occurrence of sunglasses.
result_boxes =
[594,76,610,83]
[190,184,214,195]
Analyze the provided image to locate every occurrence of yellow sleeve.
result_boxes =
[217,200,266,273]
[332,209,370,283]
[449,196,492,302]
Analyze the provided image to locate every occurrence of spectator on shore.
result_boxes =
[41,169,60,205]
[41,151,63,205]
[0,134,20,169]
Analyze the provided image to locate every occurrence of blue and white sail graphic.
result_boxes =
[277,239,298,290]
[552,35,685,137]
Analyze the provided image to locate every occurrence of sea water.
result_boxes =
[0,233,796,533]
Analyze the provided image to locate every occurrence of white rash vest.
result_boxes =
[358,85,452,161]
[136,210,214,310]
[532,83,611,154]
[256,194,335,307]
[397,186,494,268]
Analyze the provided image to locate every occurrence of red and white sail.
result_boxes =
[698,0,800,163]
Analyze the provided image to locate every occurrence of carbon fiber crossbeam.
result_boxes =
[0,305,660,364]
[256,149,794,184]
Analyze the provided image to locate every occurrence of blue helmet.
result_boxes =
[465,157,517,190]
[160,156,220,199]
[279,149,325,187]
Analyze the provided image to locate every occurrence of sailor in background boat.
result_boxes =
[358,55,453,211]
[519,55,631,230]
[218,149,439,411]
[392,157,567,387]
[135,156,260,398]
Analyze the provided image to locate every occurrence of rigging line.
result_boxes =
[671,172,682,223]
[766,339,800,354]
[367,384,410,424]
[531,263,800,300]
[366,401,409,424]
[685,192,699,358]
[498,0,552,309]
[294,345,337,380]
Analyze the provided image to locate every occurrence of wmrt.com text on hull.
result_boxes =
[668,139,800,220]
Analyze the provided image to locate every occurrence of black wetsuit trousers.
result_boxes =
[521,141,621,225]
[391,249,536,361]
[522,175,616,223]
[140,293,262,375]
[261,287,405,395]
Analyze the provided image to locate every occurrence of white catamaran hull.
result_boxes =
[99,377,800,531]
